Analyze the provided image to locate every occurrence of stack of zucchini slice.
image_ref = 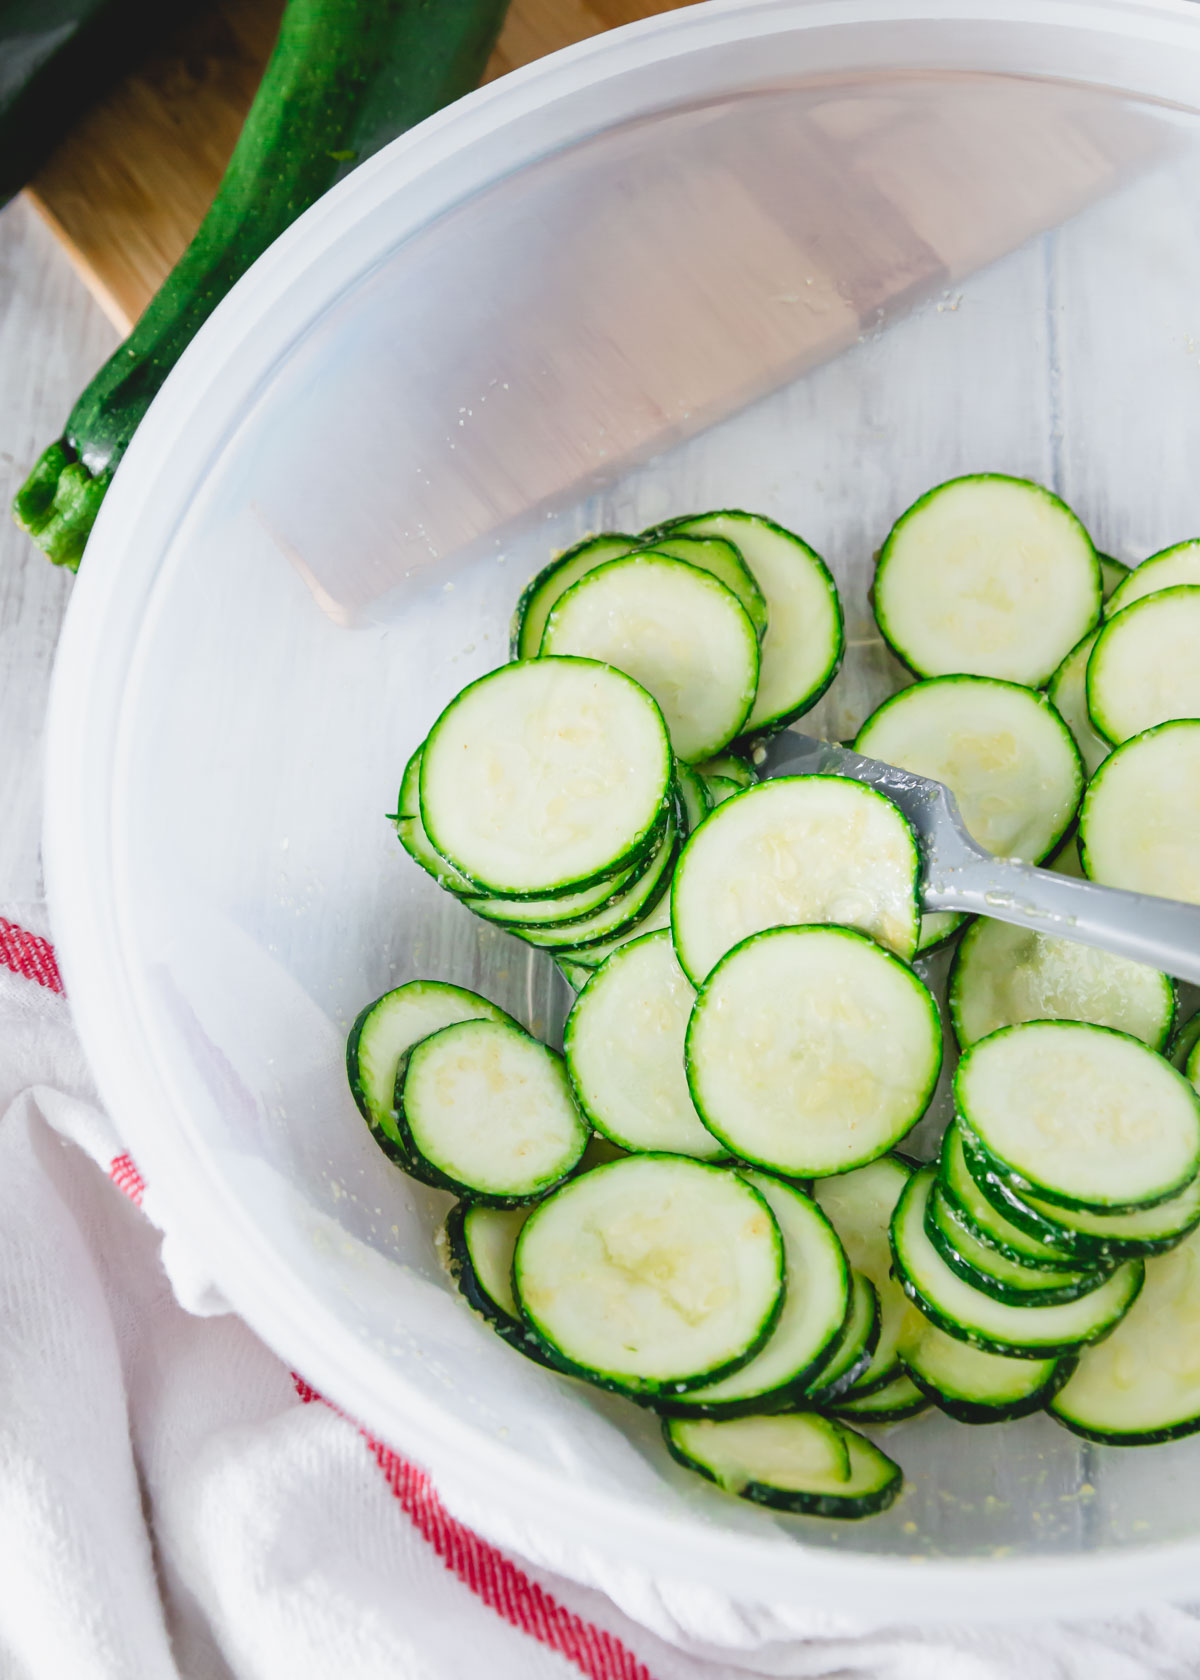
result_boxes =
[347,476,1200,1520]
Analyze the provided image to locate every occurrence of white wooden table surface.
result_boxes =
[0,197,118,903]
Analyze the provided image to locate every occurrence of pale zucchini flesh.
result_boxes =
[539,554,759,763]
[813,1155,915,1395]
[955,1021,1200,1214]
[1079,720,1200,905]
[872,474,1101,687]
[563,931,724,1159]
[643,533,768,639]
[1086,585,1200,745]
[899,1309,1069,1423]
[346,981,515,1156]
[948,914,1174,1052]
[1046,628,1108,777]
[686,926,941,1176]
[1051,1222,1200,1443]
[663,1413,902,1518]
[658,510,843,734]
[398,1019,589,1203]
[421,658,671,897]
[1104,538,1200,618]
[657,1172,850,1416]
[1098,554,1131,600]
[513,1155,785,1396]
[511,533,638,660]
[890,1166,1144,1358]
[442,1202,559,1368]
[671,775,921,985]
[854,675,1083,864]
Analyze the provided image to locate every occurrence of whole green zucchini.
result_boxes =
[13,0,510,569]
[0,0,197,210]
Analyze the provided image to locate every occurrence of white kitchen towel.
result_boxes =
[4,902,1200,1680]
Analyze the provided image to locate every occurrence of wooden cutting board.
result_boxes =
[26,0,700,331]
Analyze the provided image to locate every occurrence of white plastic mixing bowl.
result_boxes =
[44,0,1200,1622]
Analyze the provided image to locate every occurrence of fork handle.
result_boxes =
[928,854,1200,986]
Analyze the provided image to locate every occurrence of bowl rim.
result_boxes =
[44,0,1200,1622]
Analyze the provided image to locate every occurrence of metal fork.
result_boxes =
[758,730,1200,986]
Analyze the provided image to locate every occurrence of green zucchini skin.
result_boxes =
[0,0,197,210]
[13,0,511,568]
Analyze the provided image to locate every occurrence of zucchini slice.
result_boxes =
[1079,719,1200,904]
[686,926,941,1177]
[1170,1010,1200,1081]
[540,554,759,763]
[655,510,843,735]
[938,1125,1092,1273]
[948,915,1174,1053]
[915,912,967,956]
[854,675,1083,865]
[675,764,712,832]
[1098,554,1131,599]
[671,775,921,985]
[899,1312,1070,1424]
[511,534,638,659]
[813,1155,915,1396]
[663,1413,902,1519]
[805,1271,882,1403]
[924,1182,1108,1307]
[442,1202,558,1367]
[890,1167,1144,1358]
[1086,584,1200,745]
[872,474,1101,686]
[643,535,768,640]
[1046,628,1108,776]
[393,746,475,895]
[1050,1223,1200,1444]
[563,931,723,1160]
[960,1121,1200,1261]
[346,980,515,1156]
[700,773,743,807]
[830,1373,931,1424]
[513,1155,785,1398]
[1104,538,1200,618]
[421,658,671,898]
[555,959,596,994]
[395,1020,588,1204]
[656,1172,850,1417]
[955,1022,1200,1215]
[696,752,755,788]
